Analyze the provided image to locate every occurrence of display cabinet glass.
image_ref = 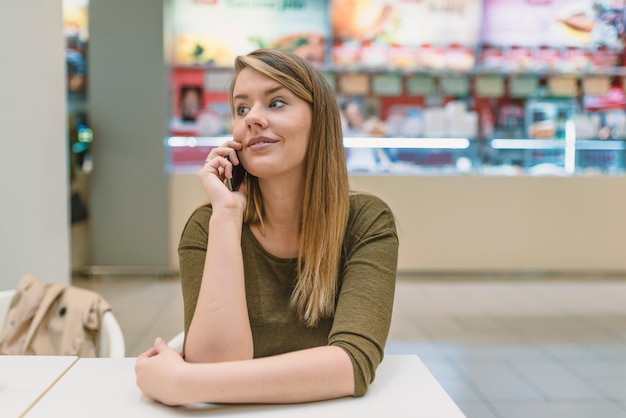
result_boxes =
[165,136,478,175]
[165,134,626,176]
[485,138,626,175]
[483,98,626,175]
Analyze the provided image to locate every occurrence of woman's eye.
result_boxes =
[269,99,286,109]
[236,106,249,116]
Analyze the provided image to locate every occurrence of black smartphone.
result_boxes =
[226,155,246,192]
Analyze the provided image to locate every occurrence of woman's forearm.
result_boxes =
[177,346,355,405]
[185,210,252,363]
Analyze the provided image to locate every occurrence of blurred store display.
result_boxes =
[160,0,626,175]
[63,0,89,99]
[64,0,93,232]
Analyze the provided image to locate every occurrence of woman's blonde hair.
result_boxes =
[230,49,350,327]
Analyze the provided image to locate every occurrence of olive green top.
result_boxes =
[178,193,399,397]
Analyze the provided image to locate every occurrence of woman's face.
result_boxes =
[231,68,312,182]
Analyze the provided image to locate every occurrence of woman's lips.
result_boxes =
[247,136,277,150]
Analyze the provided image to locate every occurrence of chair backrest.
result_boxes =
[0,288,125,358]
[0,289,16,328]
[99,311,126,358]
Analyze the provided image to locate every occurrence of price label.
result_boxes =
[582,76,610,96]
[372,74,402,96]
[406,75,435,96]
[439,75,469,96]
[475,75,505,98]
[509,75,538,98]
[338,73,370,95]
[548,75,578,97]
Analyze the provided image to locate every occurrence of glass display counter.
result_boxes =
[165,135,626,176]
[485,138,626,176]
[165,135,626,273]
[165,136,478,175]
[482,98,626,176]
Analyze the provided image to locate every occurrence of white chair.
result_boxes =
[0,289,15,329]
[167,331,185,352]
[0,288,125,358]
[98,310,126,358]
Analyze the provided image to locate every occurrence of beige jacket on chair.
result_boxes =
[0,275,111,357]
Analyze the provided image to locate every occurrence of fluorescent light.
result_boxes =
[343,137,470,149]
[166,136,471,150]
[490,139,565,149]
[165,136,230,147]
[491,138,626,151]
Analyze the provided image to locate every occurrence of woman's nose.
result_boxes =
[245,104,267,130]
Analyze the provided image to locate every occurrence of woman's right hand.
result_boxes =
[135,337,189,406]
[198,140,246,212]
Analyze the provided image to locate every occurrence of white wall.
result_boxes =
[0,1,70,289]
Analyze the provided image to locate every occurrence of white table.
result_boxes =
[0,355,78,418]
[26,354,466,417]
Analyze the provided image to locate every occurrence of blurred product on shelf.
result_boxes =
[331,0,396,40]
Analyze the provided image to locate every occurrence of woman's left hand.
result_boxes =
[135,337,188,405]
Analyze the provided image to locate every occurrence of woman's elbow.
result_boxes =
[184,337,253,363]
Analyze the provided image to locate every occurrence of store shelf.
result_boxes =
[165,136,477,175]
[171,62,626,78]
[490,139,626,150]
[165,134,626,176]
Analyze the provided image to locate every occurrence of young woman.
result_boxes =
[135,48,399,406]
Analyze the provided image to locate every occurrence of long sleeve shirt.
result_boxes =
[178,193,399,396]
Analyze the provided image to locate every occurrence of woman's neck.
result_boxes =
[251,179,303,257]
[262,188,300,232]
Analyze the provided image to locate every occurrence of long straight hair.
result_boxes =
[230,49,350,327]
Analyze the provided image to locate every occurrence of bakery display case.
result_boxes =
[165,0,626,177]
[164,0,626,273]
[487,138,626,175]
[483,98,626,175]
[165,136,478,176]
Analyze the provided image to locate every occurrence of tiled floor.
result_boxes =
[74,273,626,418]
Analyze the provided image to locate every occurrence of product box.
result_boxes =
[525,99,579,139]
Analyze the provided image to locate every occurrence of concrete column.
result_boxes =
[0,1,70,288]
[87,0,169,272]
